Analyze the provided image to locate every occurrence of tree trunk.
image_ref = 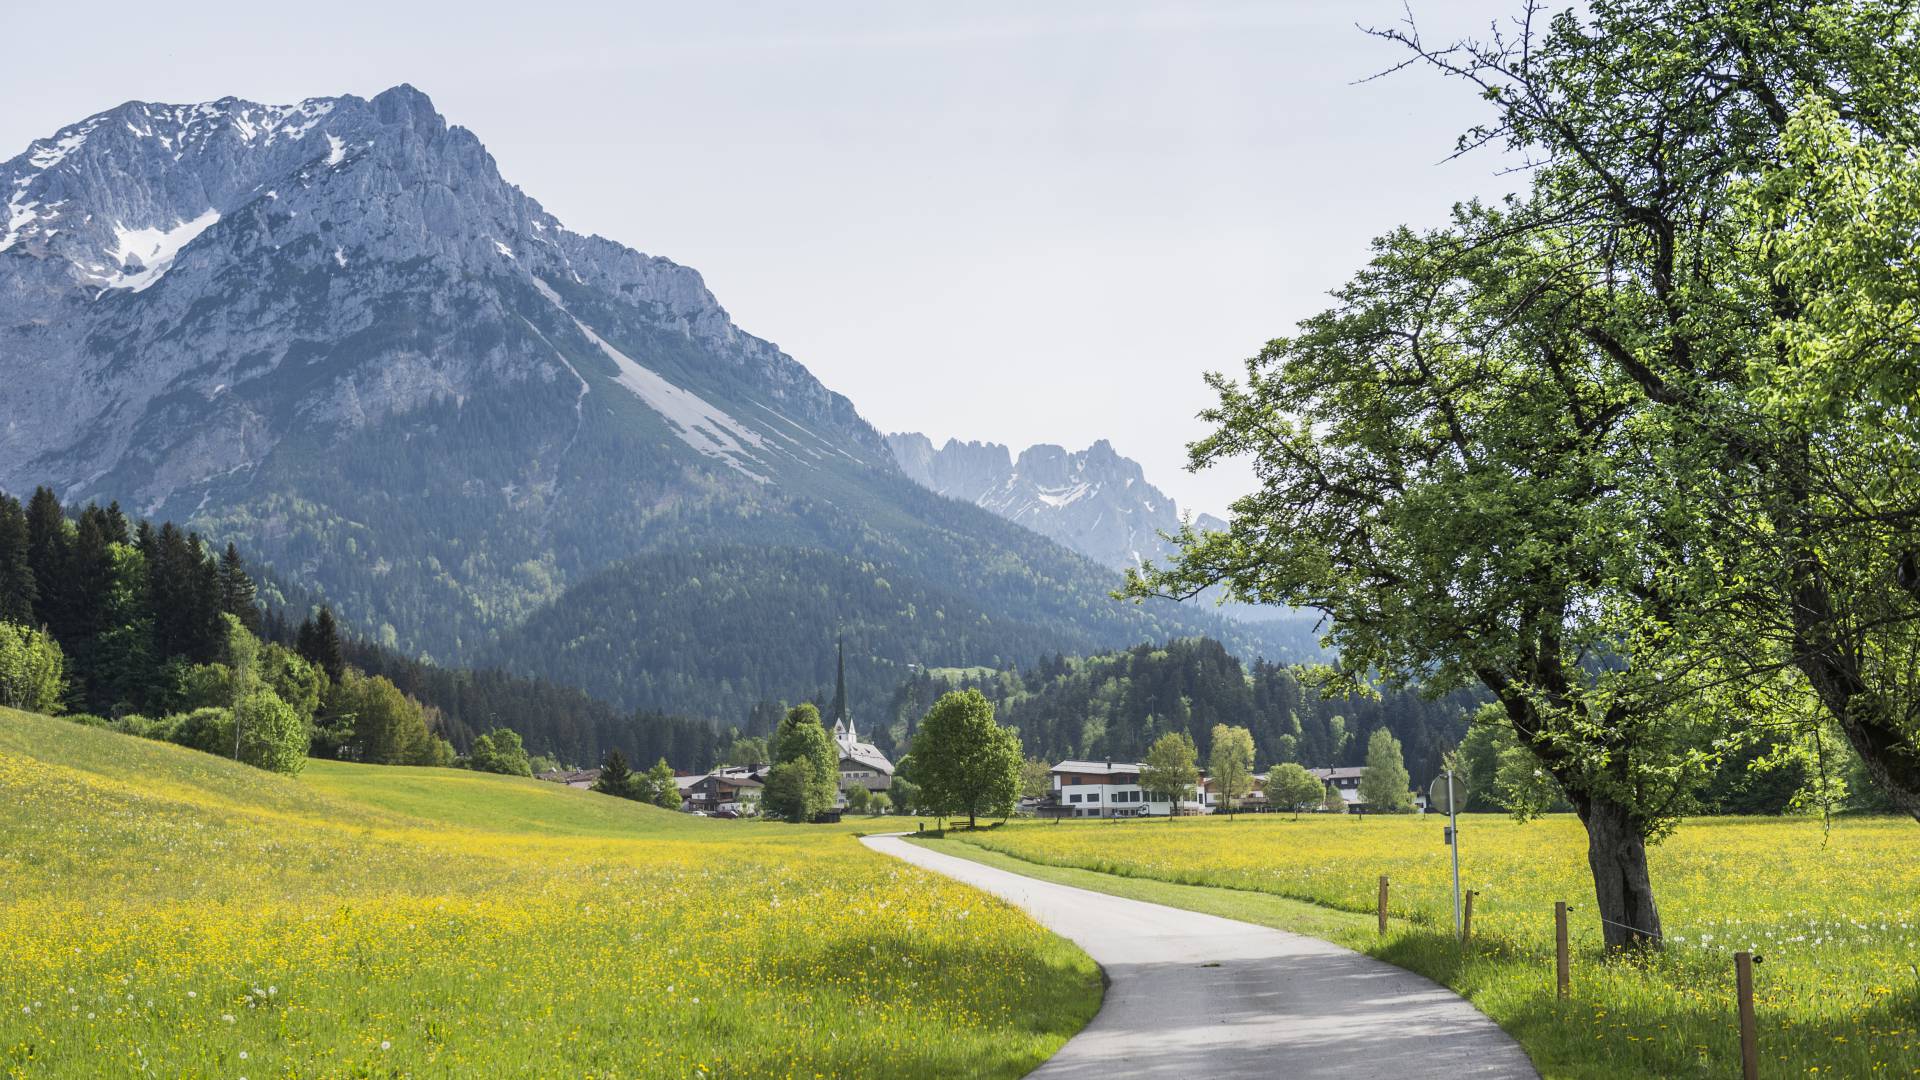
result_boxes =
[1575,792,1662,951]
[1790,591,1920,821]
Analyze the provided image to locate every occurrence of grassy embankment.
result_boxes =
[923,813,1920,1079]
[0,709,1099,1078]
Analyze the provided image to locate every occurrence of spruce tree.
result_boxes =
[593,749,636,799]
[307,606,345,683]
[219,543,259,632]
[24,487,71,638]
[0,494,35,626]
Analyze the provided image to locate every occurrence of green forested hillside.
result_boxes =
[879,638,1476,781]
[485,541,1320,726]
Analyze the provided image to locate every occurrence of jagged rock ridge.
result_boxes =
[887,433,1226,570]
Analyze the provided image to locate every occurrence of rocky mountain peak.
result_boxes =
[885,432,1216,570]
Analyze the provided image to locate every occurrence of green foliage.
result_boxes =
[1208,724,1255,816]
[1019,756,1053,802]
[1265,762,1325,818]
[771,703,838,821]
[760,761,812,821]
[844,784,871,814]
[167,707,235,756]
[640,758,682,810]
[1358,729,1413,813]
[0,621,65,713]
[234,687,307,775]
[469,727,534,777]
[908,690,1021,827]
[867,791,892,816]
[326,669,441,765]
[1139,731,1198,814]
[889,775,922,816]
[592,749,638,800]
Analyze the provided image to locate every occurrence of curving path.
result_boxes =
[862,833,1537,1079]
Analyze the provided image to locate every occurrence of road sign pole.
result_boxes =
[1447,768,1462,940]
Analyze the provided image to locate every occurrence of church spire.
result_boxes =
[830,635,851,737]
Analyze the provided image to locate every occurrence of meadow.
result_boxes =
[942,812,1920,1079]
[0,709,1100,1079]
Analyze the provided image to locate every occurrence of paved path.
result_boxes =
[862,833,1536,1079]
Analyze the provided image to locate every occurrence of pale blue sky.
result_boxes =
[1,1,1521,516]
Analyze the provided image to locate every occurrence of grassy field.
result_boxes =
[939,813,1920,1079]
[0,709,1099,1078]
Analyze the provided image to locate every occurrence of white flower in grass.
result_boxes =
[380,1040,391,1051]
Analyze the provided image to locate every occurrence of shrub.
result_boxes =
[235,689,307,775]
[167,707,235,755]
[0,622,66,713]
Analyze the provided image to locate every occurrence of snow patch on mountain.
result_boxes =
[103,209,220,291]
[533,278,767,479]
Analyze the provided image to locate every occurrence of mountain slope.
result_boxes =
[0,86,1305,715]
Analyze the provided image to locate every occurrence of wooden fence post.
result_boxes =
[1736,951,1760,1080]
[1378,875,1389,935]
[1554,901,1570,1000]
[1462,889,1476,943]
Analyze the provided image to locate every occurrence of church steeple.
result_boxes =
[830,636,852,738]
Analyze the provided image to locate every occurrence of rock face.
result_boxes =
[0,85,1309,690]
[0,85,883,514]
[886,433,1226,570]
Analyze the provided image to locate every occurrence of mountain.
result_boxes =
[0,86,1312,721]
[886,434,1226,571]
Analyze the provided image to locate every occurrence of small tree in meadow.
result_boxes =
[1208,724,1255,818]
[1359,729,1415,813]
[1267,762,1326,819]
[642,757,682,809]
[1141,731,1199,820]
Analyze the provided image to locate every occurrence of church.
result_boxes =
[827,640,893,796]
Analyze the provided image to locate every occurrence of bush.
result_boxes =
[469,727,533,776]
[167,707,235,755]
[0,622,66,714]
[236,689,307,775]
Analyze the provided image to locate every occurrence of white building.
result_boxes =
[1047,759,1203,817]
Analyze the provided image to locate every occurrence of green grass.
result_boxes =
[0,709,1100,1078]
[931,814,1920,1080]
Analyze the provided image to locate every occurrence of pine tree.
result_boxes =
[593,749,636,799]
[24,487,71,638]
[0,494,36,625]
[308,606,345,682]
[219,543,259,633]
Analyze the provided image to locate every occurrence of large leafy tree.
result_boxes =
[1134,0,1920,950]
[1366,0,1920,815]
[771,703,839,821]
[908,689,1021,828]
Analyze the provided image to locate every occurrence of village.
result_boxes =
[538,717,1434,820]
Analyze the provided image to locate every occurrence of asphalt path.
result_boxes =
[862,833,1537,1079]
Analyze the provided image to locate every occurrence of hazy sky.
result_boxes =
[1,0,1524,517]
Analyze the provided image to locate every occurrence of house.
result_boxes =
[1201,773,1268,813]
[1043,759,1204,817]
[535,768,601,790]
[685,768,765,815]
[1308,766,1367,808]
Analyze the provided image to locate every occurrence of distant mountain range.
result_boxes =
[887,433,1227,571]
[0,85,1319,724]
